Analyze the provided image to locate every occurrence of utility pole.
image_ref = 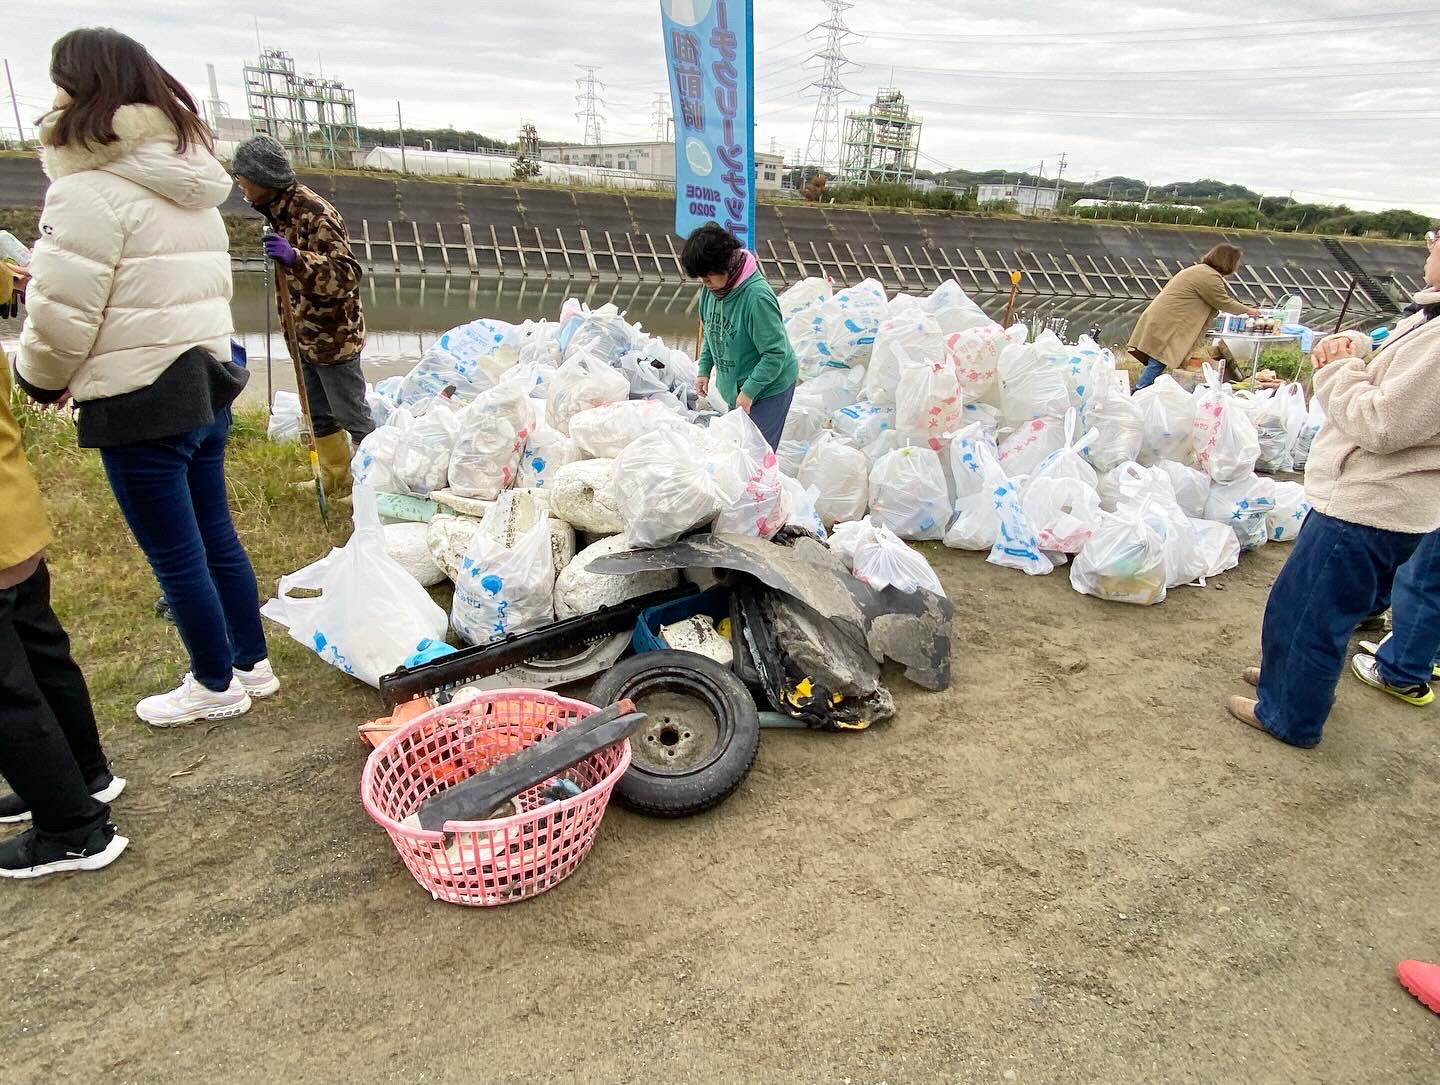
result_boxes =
[1054,152,1067,192]
[3,59,25,147]
[397,101,407,172]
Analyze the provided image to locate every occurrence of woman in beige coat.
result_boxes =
[1127,244,1260,389]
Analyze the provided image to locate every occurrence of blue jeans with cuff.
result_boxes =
[99,409,268,692]
[746,383,796,451]
[1372,529,1440,686]
[1255,510,1426,747]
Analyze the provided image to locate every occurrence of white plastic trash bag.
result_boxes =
[831,402,895,448]
[1190,516,1242,578]
[706,410,788,538]
[1192,365,1261,483]
[1126,496,1203,588]
[517,424,581,489]
[864,311,944,406]
[1098,461,1176,513]
[549,459,623,535]
[945,323,1021,405]
[799,430,869,527]
[397,343,494,408]
[390,400,462,496]
[1203,474,1277,552]
[352,425,403,493]
[1080,372,1144,472]
[261,487,449,687]
[570,398,688,459]
[868,445,950,541]
[1153,460,1211,518]
[546,352,631,435]
[613,426,719,548]
[1133,374,1197,465]
[894,347,964,449]
[1267,480,1311,542]
[1291,394,1325,471]
[779,277,833,322]
[268,391,303,441]
[1030,408,1100,491]
[1000,340,1070,428]
[1248,382,1308,473]
[447,384,533,500]
[1022,476,1100,555]
[451,491,556,645]
[851,520,945,595]
[998,417,1064,479]
[988,476,1054,575]
[780,475,827,539]
[1069,509,1167,606]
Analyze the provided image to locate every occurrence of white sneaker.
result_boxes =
[235,659,281,699]
[136,674,252,728]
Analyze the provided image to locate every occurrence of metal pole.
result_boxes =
[397,101,407,173]
[1332,279,1359,334]
[3,60,26,147]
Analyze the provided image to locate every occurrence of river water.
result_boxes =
[228,273,1157,403]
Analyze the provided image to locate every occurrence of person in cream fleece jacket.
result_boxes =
[1228,235,1440,747]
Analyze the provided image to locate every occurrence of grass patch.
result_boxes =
[19,402,375,736]
[1256,344,1313,382]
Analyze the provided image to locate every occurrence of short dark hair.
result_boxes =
[681,222,741,277]
[46,28,212,154]
[1201,243,1243,276]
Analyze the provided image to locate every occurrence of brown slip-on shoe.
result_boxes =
[1227,696,1266,733]
[1242,667,1260,687]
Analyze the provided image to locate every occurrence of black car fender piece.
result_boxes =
[588,650,761,818]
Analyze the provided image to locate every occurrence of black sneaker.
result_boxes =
[0,773,126,825]
[0,823,129,880]
[1357,610,1391,635]
[153,596,174,624]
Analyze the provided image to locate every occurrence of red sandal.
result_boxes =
[1397,960,1440,1014]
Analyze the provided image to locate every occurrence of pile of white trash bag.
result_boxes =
[268,277,1323,683]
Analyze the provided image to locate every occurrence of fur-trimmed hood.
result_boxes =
[39,103,232,210]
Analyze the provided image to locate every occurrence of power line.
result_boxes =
[854,9,1440,46]
[853,59,1432,84]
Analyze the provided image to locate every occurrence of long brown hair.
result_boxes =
[1201,243,1243,276]
[46,28,211,153]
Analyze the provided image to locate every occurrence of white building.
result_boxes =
[976,183,1060,215]
[542,141,785,191]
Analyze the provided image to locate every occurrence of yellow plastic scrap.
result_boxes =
[787,677,815,707]
[717,618,732,640]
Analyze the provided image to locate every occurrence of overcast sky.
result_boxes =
[5,2,1437,214]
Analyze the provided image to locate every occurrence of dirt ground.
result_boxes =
[4,533,1439,1083]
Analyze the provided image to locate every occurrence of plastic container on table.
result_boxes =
[360,689,630,907]
[631,587,732,654]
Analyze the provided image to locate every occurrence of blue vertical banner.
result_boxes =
[660,0,756,245]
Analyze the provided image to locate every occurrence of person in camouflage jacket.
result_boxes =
[232,136,371,493]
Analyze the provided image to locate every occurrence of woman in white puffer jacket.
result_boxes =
[15,28,278,727]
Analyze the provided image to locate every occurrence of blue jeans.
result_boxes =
[1134,355,1167,390]
[100,410,268,692]
[1373,529,1440,686]
[747,383,796,451]
[1256,510,1426,747]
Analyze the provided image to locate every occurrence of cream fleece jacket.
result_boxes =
[1303,305,1440,534]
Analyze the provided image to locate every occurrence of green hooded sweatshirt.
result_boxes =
[697,274,800,407]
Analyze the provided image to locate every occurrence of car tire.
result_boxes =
[588,650,760,818]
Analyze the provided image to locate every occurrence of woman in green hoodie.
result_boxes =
[683,223,799,449]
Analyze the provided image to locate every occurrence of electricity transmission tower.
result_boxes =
[652,92,670,143]
[575,65,605,146]
[803,0,859,175]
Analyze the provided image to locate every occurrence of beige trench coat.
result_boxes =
[1126,263,1250,370]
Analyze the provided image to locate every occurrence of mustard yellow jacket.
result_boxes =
[0,261,53,576]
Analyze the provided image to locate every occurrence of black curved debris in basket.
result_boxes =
[415,700,646,832]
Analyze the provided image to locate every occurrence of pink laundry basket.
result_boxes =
[360,689,631,906]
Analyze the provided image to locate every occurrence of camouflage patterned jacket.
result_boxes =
[261,183,366,365]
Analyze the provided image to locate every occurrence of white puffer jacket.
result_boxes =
[16,105,234,403]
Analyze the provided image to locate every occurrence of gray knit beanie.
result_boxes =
[232,135,296,189]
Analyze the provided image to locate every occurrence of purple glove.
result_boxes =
[262,234,297,267]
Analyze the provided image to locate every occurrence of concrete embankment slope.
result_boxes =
[0,154,1421,313]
